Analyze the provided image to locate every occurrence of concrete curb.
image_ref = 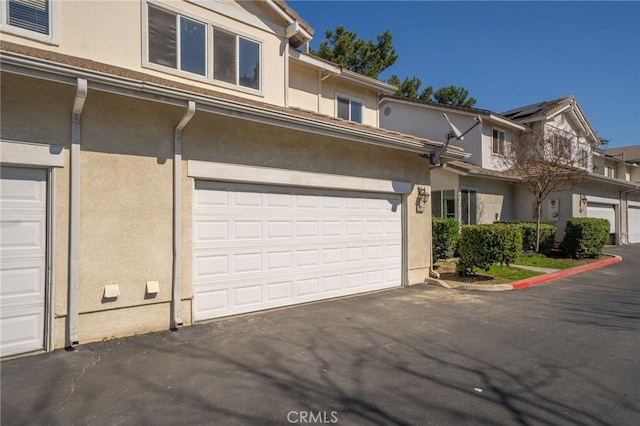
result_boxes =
[435,254,622,292]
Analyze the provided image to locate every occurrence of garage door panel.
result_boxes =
[1,167,47,357]
[587,203,616,234]
[194,182,402,321]
[0,260,45,307]
[629,207,640,243]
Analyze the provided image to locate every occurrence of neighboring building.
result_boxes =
[0,0,467,357]
[380,95,640,244]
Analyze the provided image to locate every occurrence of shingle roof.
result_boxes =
[601,145,640,163]
[1,41,464,159]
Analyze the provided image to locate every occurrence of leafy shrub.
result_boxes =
[496,221,556,253]
[456,224,523,276]
[560,217,609,259]
[432,217,459,260]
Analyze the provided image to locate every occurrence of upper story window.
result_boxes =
[1,0,57,43]
[552,133,572,161]
[604,165,615,178]
[492,129,505,156]
[145,3,261,92]
[337,96,362,123]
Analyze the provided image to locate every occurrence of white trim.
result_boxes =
[188,160,413,194]
[336,92,364,123]
[45,167,54,352]
[628,201,640,208]
[586,195,620,205]
[0,139,64,167]
[0,0,59,45]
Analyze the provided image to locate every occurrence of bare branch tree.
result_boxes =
[504,127,588,252]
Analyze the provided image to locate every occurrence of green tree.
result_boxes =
[387,74,433,100]
[313,26,397,78]
[433,86,477,108]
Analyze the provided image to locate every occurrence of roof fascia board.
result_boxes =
[585,173,639,189]
[339,69,397,94]
[1,52,468,161]
[288,49,340,74]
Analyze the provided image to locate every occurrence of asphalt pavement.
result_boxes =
[1,244,638,425]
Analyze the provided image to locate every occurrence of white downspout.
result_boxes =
[171,100,195,329]
[67,78,87,348]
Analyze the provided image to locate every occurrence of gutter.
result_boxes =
[0,52,467,161]
[67,78,87,348]
[171,101,195,329]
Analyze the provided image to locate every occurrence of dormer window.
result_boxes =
[144,2,261,92]
[337,96,362,123]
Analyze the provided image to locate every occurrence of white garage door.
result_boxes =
[587,202,616,234]
[629,206,640,244]
[0,167,47,357]
[193,181,402,321]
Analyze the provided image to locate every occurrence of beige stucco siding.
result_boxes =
[1,0,288,106]
[288,61,319,112]
[2,72,435,348]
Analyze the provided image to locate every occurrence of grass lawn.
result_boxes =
[515,254,603,270]
[434,261,543,285]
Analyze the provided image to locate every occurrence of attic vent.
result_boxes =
[384,107,392,116]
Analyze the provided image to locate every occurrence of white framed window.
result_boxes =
[1,0,58,44]
[337,95,363,123]
[144,1,261,91]
[604,165,615,178]
[492,129,505,156]
[552,133,572,161]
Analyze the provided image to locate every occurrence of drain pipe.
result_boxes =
[67,78,87,348]
[171,100,195,329]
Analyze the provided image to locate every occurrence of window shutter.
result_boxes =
[8,0,49,35]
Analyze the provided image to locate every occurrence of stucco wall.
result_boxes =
[2,72,435,349]
[1,0,289,106]
[459,176,515,223]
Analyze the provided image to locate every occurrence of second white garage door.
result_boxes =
[629,206,640,244]
[193,181,402,321]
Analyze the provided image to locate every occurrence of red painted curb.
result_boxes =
[511,255,622,290]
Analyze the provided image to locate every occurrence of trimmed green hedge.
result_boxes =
[496,221,557,253]
[560,217,609,259]
[457,224,523,276]
[432,217,459,261]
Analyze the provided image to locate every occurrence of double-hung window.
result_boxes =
[492,129,505,156]
[337,96,363,123]
[1,0,56,42]
[146,3,261,91]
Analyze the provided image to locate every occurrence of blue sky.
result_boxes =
[288,1,640,148]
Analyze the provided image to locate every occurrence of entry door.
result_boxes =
[0,167,47,357]
[193,181,402,321]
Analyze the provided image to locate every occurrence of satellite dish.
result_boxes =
[443,113,464,140]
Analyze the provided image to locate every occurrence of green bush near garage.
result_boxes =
[496,221,557,254]
[456,224,523,276]
[432,217,460,261]
[560,217,610,259]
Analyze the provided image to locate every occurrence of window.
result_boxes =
[552,134,572,161]
[605,165,615,178]
[460,189,477,225]
[146,3,261,90]
[148,6,206,76]
[1,0,56,42]
[337,96,363,123]
[214,29,260,90]
[492,129,505,156]
[432,190,455,219]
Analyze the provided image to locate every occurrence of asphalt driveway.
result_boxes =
[2,245,639,425]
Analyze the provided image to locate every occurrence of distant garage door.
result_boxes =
[193,181,402,321]
[629,206,640,244]
[0,167,47,357]
[587,202,616,244]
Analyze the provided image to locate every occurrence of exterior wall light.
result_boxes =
[416,187,429,213]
